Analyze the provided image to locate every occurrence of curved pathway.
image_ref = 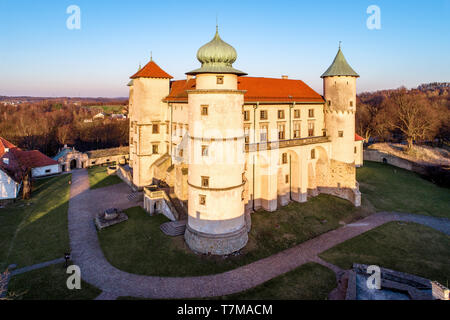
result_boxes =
[68,169,450,299]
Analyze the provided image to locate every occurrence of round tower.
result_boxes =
[321,46,359,165]
[184,27,248,255]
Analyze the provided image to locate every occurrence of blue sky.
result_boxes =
[0,0,449,97]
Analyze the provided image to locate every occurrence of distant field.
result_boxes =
[85,105,125,114]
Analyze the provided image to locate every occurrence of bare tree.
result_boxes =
[387,89,440,150]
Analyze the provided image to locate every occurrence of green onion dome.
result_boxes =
[186,27,246,76]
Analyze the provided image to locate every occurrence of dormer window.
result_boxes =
[216,76,224,85]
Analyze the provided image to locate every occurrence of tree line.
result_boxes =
[356,86,450,150]
[0,103,129,157]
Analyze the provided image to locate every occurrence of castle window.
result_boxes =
[243,110,250,121]
[294,109,300,119]
[152,124,159,134]
[201,145,209,157]
[285,174,289,184]
[244,126,250,143]
[308,122,315,137]
[350,101,354,107]
[201,105,209,116]
[179,149,183,157]
[278,123,285,140]
[354,146,357,154]
[327,100,331,107]
[152,144,159,154]
[260,124,268,143]
[282,153,288,164]
[308,109,314,118]
[338,131,344,138]
[278,110,285,119]
[294,122,301,138]
[166,124,169,134]
[311,149,316,159]
[260,110,268,120]
[201,176,209,188]
[216,76,224,85]
[199,195,206,205]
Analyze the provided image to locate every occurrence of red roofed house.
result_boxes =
[0,137,60,200]
[126,28,362,255]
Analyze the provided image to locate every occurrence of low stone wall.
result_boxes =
[363,149,427,175]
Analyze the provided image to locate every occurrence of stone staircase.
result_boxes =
[161,186,188,221]
[160,220,187,237]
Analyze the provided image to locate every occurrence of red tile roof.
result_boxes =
[164,77,324,103]
[355,134,365,141]
[0,137,16,156]
[13,149,58,168]
[130,60,173,79]
[0,137,58,182]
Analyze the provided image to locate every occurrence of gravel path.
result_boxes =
[68,169,450,299]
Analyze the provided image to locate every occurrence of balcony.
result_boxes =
[245,136,330,152]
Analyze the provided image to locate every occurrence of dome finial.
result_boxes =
[150,51,153,61]
[339,41,342,49]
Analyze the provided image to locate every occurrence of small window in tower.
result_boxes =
[201,105,209,116]
[216,76,224,85]
[285,174,289,184]
[338,131,344,138]
[152,124,159,134]
[278,110,285,119]
[311,149,316,159]
[294,109,300,118]
[201,145,209,157]
[354,146,357,154]
[282,153,288,164]
[350,101,354,107]
[179,149,183,157]
[199,194,206,205]
[243,110,250,121]
[201,176,209,188]
[260,110,268,120]
[152,144,159,154]
[327,100,331,107]
[308,109,314,118]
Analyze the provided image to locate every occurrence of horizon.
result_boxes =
[1,0,449,97]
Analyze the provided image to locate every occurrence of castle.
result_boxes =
[126,27,363,255]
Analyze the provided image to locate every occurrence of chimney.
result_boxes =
[281,75,288,79]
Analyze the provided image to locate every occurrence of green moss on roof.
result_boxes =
[321,48,359,78]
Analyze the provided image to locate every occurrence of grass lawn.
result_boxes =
[99,195,370,277]
[319,222,450,285]
[6,264,101,300]
[0,174,72,270]
[357,161,450,218]
[88,165,122,190]
[219,263,336,300]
